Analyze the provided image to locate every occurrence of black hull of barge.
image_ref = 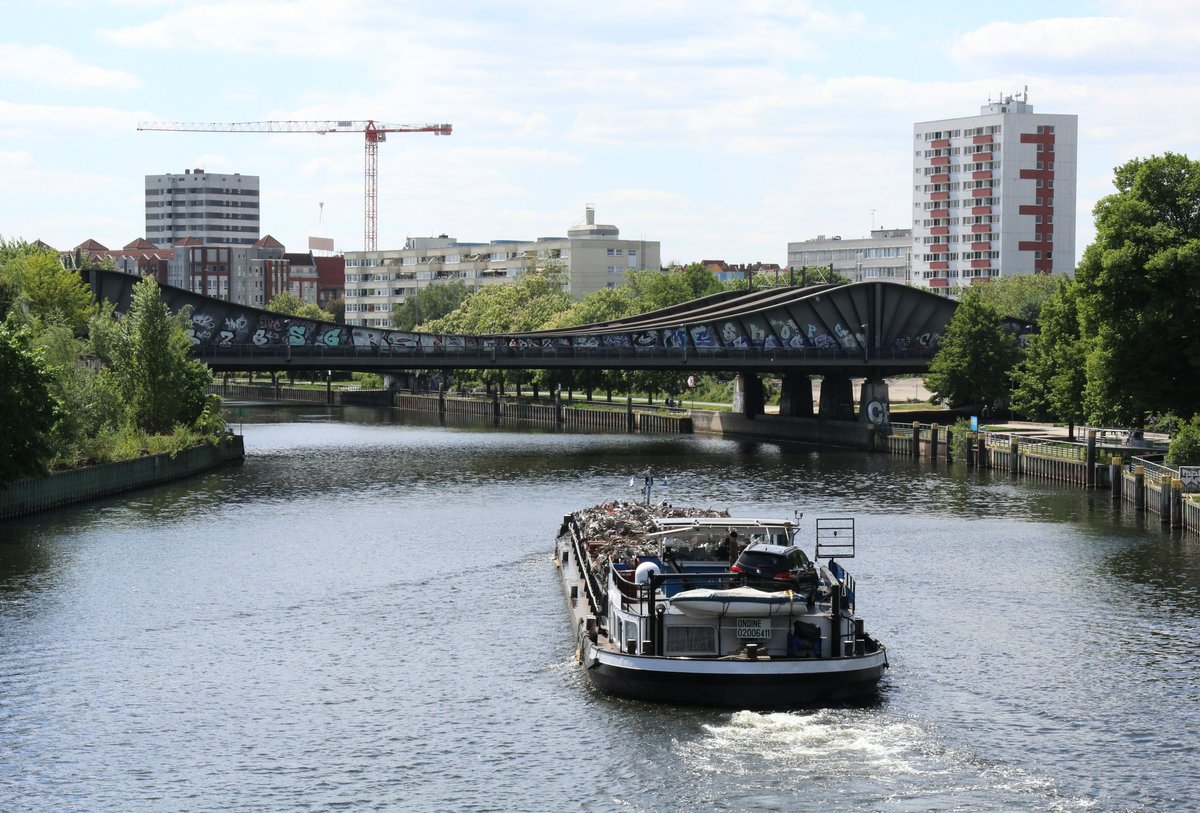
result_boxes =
[585,659,885,710]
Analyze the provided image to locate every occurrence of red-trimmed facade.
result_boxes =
[912,96,1077,293]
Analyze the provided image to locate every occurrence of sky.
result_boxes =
[2,0,1198,267]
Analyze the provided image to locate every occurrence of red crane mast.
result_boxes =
[137,120,453,251]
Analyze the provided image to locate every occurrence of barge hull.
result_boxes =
[585,652,884,709]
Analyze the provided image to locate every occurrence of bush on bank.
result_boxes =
[0,241,225,485]
[1167,418,1200,467]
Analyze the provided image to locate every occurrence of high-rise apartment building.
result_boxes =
[145,168,261,247]
[912,96,1077,292]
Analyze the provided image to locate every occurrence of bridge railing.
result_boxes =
[198,342,940,363]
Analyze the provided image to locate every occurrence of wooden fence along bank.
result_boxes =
[392,391,691,434]
[894,420,1197,536]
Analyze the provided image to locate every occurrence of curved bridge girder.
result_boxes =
[84,269,966,375]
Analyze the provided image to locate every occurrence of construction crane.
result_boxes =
[137,120,452,251]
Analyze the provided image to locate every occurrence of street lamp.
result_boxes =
[860,323,869,364]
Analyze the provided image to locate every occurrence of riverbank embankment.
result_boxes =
[0,435,245,520]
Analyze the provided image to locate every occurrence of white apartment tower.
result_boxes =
[145,168,261,247]
[912,95,1077,292]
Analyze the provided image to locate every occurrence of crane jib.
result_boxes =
[135,119,452,252]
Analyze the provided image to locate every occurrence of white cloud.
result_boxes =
[0,43,142,90]
[0,100,144,135]
[0,150,34,168]
[101,0,401,57]
[949,10,1200,73]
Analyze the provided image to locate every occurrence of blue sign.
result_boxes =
[970,416,978,431]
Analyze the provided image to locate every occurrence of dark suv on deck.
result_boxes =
[730,543,817,591]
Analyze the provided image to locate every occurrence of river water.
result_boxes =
[1,405,1197,812]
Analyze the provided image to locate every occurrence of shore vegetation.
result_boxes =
[0,240,225,486]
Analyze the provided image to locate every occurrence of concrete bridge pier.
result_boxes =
[818,374,855,421]
[732,373,765,418]
[858,377,891,429]
[778,373,814,418]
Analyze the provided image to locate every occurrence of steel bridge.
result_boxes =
[85,268,1009,421]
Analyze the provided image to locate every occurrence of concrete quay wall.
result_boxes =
[0,435,245,520]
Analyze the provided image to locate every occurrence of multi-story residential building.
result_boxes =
[342,207,661,328]
[315,256,345,309]
[786,229,912,284]
[145,168,261,247]
[68,233,320,309]
[162,235,315,307]
[281,251,321,305]
[912,95,1077,292]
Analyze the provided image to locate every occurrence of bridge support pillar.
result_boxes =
[778,374,814,417]
[733,373,764,419]
[817,374,854,421]
[858,377,890,430]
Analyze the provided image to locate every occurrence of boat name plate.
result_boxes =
[736,618,773,639]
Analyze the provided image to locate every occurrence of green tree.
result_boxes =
[971,274,1061,323]
[3,249,96,334]
[543,286,637,330]
[266,290,334,322]
[925,290,1019,409]
[91,278,212,434]
[419,267,570,394]
[390,280,470,331]
[324,297,346,324]
[0,321,60,483]
[1075,152,1200,425]
[1167,417,1200,466]
[423,267,570,334]
[1010,278,1087,427]
[33,319,120,463]
[625,264,723,312]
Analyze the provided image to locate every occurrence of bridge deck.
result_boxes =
[85,269,1000,376]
